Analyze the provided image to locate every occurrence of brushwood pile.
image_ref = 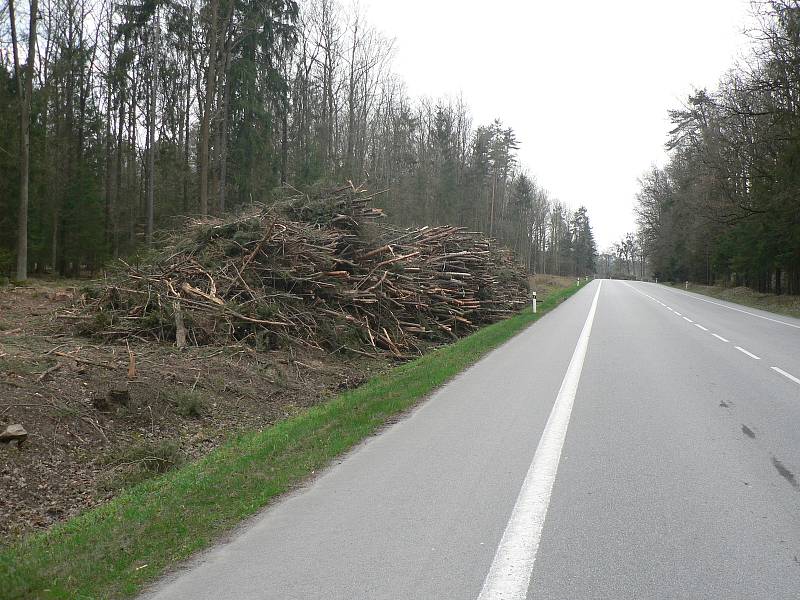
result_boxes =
[82,185,530,357]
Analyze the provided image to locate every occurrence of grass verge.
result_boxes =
[0,281,588,600]
[662,282,800,320]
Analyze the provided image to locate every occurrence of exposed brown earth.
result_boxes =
[0,282,384,540]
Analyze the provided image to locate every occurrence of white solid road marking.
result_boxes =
[712,334,730,342]
[683,316,693,323]
[771,367,800,385]
[674,311,683,316]
[655,285,800,330]
[735,346,761,360]
[694,324,709,331]
[477,282,602,600]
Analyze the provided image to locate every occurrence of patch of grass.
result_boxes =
[173,390,209,418]
[108,440,184,474]
[51,404,82,419]
[102,440,185,491]
[0,281,588,600]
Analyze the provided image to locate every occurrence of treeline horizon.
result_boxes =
[635,0,800,295]
[0,0,597,281]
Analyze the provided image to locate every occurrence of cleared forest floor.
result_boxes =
[665,282,800,320]
[0,280,385,540]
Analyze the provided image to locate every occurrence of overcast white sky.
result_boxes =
[358,0,756,249]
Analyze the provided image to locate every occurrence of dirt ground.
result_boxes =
[0,281,385,540]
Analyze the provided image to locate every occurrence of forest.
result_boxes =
[0,0,597,281]
[634,0,800,294]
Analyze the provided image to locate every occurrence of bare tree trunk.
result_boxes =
[489,175,496,238]
[127,68,137,248]
[182,5,194,214]
[217,45,231,214]
[346,17,358,179]
[104,0,115,253]
[198,0,219,216]
[280,59,289,185]
[146,8,159,244]
[9,0,39,280]
[114,33,128,258]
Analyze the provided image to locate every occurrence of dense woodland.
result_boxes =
[635,0,800,294]
[0,0,596,281]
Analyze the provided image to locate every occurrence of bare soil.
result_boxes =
[0,281,385,540]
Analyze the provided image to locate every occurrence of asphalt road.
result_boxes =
[142,279,800,599]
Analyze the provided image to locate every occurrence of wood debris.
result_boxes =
[75,184,529,357]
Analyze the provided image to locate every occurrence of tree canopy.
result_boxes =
[0,0,596,278]
[635,0,800,294]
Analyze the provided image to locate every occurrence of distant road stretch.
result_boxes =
[143,280,800,599]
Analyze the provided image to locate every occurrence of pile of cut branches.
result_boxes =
[77,184,529,357]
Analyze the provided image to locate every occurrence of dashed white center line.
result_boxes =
[623,283,794,385]
[771,367,800,385]
[658,284,800,329]
[626,284,800,385]
[735,346,761,360]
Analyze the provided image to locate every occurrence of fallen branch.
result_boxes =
[54,352,116,370]
[36,363,63,382]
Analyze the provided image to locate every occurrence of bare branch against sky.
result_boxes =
[358,0,755,248]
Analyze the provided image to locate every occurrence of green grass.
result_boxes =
[0,281,587,600]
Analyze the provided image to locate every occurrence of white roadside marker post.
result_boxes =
[685,280,689,290]
[532,291,537,314]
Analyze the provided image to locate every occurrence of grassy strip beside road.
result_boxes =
[663,282,800,320]
[0,281,587,600]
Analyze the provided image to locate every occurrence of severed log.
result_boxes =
[174,301,187,349]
